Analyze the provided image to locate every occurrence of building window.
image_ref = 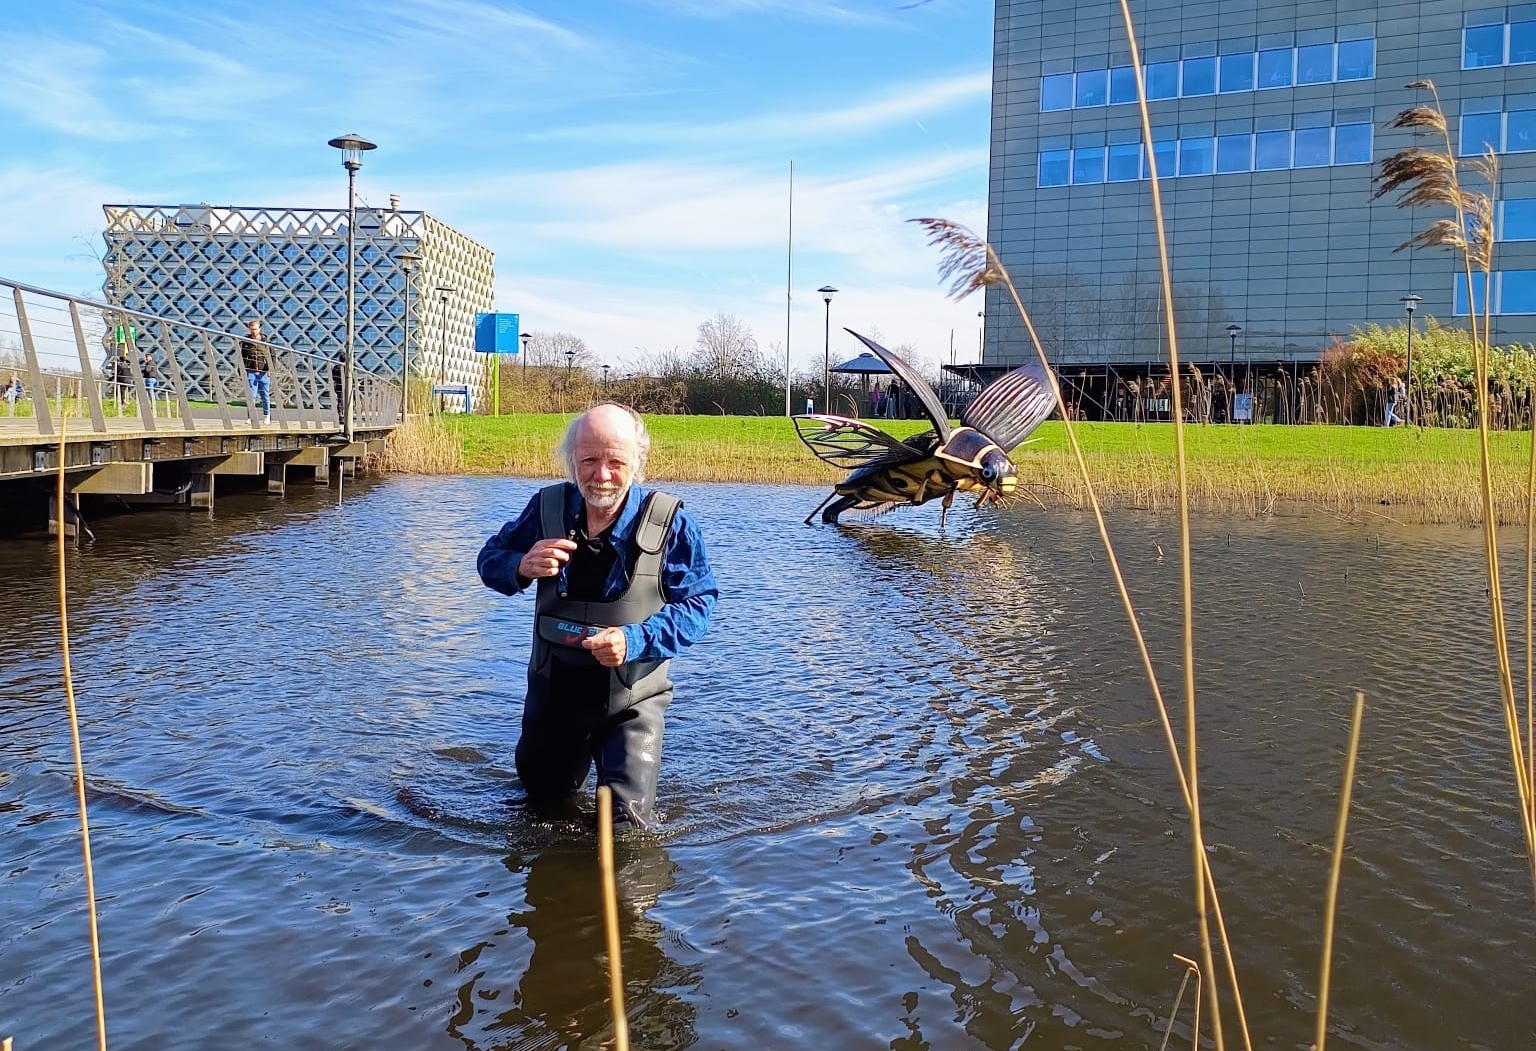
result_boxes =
[1254,129,1292,169]
[1109,65,1138,104]
[1107,142,1143,181]
[1075,68,1108,108]
[1042,73,1074,111]
[1503,271,1536,313]
[1258,47,1293,88]
[1294,127,1332,167]
[1182,56,1216,96]
[1503,199,1536,240]
[1508,110,1536,152]
[1216,133,1253,173]
[1151,137,1177,177]
[1333,122,1373,164]
[1072,145,1106,184]
[1296,43,1335,84]
[1336,38,1375,80]
[1465,24,1505,68]
[1219,52,1255,93]
[1039,149,1071,186]
[1454,271,1489,314]
[1146,61,1179,99]
[1462,111,1504,154]
[1179,137,1214,176]
[1512,20,1536,63]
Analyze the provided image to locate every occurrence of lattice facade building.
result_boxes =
[101,202,495,402]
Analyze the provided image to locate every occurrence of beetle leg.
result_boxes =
[939,489,954,529]
[805,492,838,525]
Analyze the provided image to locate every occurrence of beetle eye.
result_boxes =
[981,466,996,480]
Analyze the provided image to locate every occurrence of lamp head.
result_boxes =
[396,250,423,271]
[818,285,838,304]
[327,134,377,172]
[1226,323,1243,337]
[1401,293,1421,315]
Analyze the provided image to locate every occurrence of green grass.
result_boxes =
[434,413,1535,523]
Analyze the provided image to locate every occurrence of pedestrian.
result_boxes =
[885,380,900,419]
[3,375,21,414]
[476,403,718,830]
[239,319,272,423]
[1385,376,1405,427]
[112,353,134,410]
[141,352,162,395]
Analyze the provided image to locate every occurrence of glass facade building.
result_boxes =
[984,0,1536,393]
[101,202,495,401]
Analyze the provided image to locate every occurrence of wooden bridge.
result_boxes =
[1,278,402,534]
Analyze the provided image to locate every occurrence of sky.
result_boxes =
[0,0,996,376]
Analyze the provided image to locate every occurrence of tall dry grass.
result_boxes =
[379,416,463,474]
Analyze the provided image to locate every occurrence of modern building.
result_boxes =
[984,0,1536,416]
[101,200,495,403]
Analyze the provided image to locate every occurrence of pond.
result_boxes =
[1,475,1532,1049]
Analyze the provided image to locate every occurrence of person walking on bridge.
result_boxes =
[239,319,272,424]
[476,403,718,830]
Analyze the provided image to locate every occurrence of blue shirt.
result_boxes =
[477,482,718,663]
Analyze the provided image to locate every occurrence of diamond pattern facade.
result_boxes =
[101,203,495,401]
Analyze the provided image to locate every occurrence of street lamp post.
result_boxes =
[1401,293,1422,425]
[519,331,531,378]
[818,286,838,412]
[434,285,455,413]
[564,348,575,414]
[602,363,610,392]
[327,134,377,440]
[1226,323,1243,423]
[977,310,985,361]
[396,250,422,420]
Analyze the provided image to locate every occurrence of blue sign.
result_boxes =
[474,312,520,353]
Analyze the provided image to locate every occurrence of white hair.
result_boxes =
[557,403,649,483]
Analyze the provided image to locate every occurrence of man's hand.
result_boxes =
[518,537,577,580]
[582,627,627,667]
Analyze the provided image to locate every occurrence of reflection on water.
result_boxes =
[1,475,1534,1050]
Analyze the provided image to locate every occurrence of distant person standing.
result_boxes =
[239,319,272,424]
[141,352,162,396]
[112,353,134,410]
[3,375,21,414]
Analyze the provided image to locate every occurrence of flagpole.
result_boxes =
[784,160,794,417]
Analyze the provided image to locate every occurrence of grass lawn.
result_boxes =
[432,413,1535,524]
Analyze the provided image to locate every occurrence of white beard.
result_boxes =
[582,484,625,510]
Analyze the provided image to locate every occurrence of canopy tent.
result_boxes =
[830,351,893,375]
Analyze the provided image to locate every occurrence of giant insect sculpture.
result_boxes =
[793,330,1057,525]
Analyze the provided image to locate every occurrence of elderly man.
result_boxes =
[477,403,717,829]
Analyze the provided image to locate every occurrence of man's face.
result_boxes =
[247,321,261,338]
[573,417,638,511]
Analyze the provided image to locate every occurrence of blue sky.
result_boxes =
[0,0,994,374]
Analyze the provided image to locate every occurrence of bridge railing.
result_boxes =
[0,277,401,437]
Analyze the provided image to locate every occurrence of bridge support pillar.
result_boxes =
[48,492,83,541]
[266,461,286,496]
[190,472,215,511]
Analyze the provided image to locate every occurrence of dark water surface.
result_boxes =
[2,475,1533,1050]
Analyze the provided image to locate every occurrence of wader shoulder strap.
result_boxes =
[537,483,567,540]
[635,492,680,555]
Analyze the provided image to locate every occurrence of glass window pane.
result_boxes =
[1512,21,1536,63]
[1507,109,1536,152]
[1454,271,1488,314]
[1039,148,1071,186]
[1146,61,1179,99]
[1075,68,1108,107]
[1504,199,1536,240]
[1109,65,1138,104]
[1465,24,1505,68]
[1182,56,1216,96]
[1108,142,1142,181]
[1179,137,1214,175]
[1072,145,1106,184]
[1296,43,1334,84]
[1334,123,1373,164]
[1216,132,1253,172]
[1042,73,1074,111]
[1503,271,1536,313]
[1294,127,1331,166]
[1219,52,1255,92]
[1462,112,1503,155]
[1336,38,1375,80]
[1151,137,1177,177]
[1255,129,1292,169]
[1258,48,1293,88]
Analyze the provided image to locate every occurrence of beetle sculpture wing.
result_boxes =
[793,329,1058,525]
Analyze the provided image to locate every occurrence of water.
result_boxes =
[2,475,1533,1050]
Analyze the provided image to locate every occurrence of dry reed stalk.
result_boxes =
[1313,691,1365,1051]
[595,786,630,1051]
[54,421,109,1051]
[380,417,463,474]
[1162,955,1201,1051]
[1377,82,1536,894]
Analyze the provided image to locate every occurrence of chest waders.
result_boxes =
[516,483,681,829]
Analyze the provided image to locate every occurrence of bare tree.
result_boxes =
[693,312,758,377]
[524,331,591,368]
